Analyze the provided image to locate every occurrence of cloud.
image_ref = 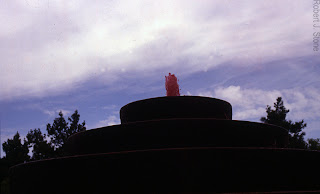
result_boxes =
[0,0,313,100]
[13,102,71,117]
[42,109,71,117]
[199,86,282,120]
[101,105,117,110]
[42,110,56,117]
[283,88,320,121]
[56,109,71,117]
[214,86,282,110]
[94,115,121,128]
[198,86,320,121]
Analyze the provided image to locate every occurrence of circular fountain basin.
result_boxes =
[120,96,232,123]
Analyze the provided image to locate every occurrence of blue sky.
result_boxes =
[1,0,320,156]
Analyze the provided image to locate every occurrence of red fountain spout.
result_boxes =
[165,73,180,96]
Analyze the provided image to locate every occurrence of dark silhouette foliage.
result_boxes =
[47,111,69,150]
[2,110,86,164]
[26,128,54,160]
[261,97,307,149]
[307,138,320,150]
[68,110,86,135]
[1,110,85,192]
[1,132,30,193]
[2,132,29,165]
[46,110,86,157]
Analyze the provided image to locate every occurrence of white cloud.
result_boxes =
[56,109,71,116]
[198,86,320,122]
[205,86,281,120]
[233,107,266,121]
[283,88,320,121]
[41,109,72,118]
[13,103,72,117]
[214,86,282,110]
[0,0,313,100]
[42,110,56,117]
[95,115,121,128]
[102,105,117,110]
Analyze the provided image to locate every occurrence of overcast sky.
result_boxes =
[1,0,320,156]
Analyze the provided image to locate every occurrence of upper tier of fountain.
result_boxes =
[120,96,232,124]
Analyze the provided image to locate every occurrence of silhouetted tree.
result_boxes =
[46,110,86,156]
[1,132,29,192]
[307,138,320,150]
[2,132,29,165]
[68,110,86,135]
[47,111,68,150]
[0,158,10,192]
[26,128,54,160]
[1,110,86,192]
[261,97,307,149]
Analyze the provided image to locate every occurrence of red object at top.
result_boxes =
[165,73,180,96]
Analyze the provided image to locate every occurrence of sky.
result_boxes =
[1,0,320,156]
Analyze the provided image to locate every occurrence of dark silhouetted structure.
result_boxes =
[10,96,320,193]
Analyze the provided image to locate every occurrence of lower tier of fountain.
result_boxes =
[10,147,320,193]
[67,118,288,155]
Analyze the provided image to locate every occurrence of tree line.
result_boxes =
[1,110,86,193]
[1,110,86,166]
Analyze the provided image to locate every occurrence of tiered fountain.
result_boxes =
[10,73,320,193]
